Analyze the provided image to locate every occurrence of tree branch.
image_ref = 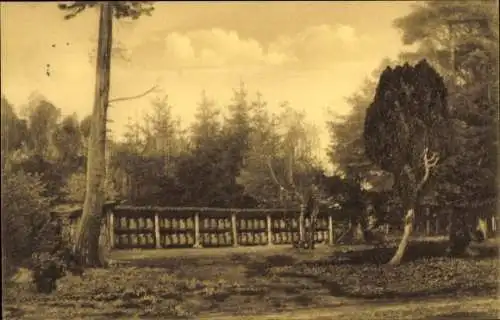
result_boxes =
[109,85,158,104]
[267,158,288,194]
[287,151,297,190]
[267,157,303,201]
[417,147,439,192]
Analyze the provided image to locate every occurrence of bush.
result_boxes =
[1,169,52,267]
[31,244,83,294]
[30,218,84,293]
[31,251,66,293]
[1,168,84,293]
[62,171,118,203]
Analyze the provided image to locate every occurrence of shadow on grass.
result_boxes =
[425,311,494,319]
[112,239,497,310]
[300,240,499,267]
[241,254,297,278]
[99,311,128,319]
[275,240,498,301]
[3,307,26,319]
[275,265,497,301]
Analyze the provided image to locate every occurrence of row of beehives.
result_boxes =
[114,216,330,231]
[113,230,331,248]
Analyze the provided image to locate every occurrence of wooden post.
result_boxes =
[194,212,200,248]
[154,212,161,249]
[328,214,334,245]
[299,205,305,244]
[435,217,440,235]
[492,216,497,233]
[231,212,238,247]
[267,213,273,246]
[108,210,115,249]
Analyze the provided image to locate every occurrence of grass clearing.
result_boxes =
[3,239,499,319]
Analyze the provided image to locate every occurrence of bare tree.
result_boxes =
[265,105,324,249]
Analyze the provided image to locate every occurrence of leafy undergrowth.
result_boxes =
[3,240,499,319]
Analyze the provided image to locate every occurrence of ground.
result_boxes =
[3,238,499,319]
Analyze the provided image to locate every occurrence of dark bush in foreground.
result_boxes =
[1,169,52,278]
[30,219,84,293]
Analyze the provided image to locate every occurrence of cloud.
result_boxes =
[129,28,280,70]
[268,24,369,69]
[127,23,371,71]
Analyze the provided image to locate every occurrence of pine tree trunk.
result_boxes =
[388,207,415,265]
[73,3,112,267]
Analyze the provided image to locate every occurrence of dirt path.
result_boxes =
[197,296,499,320]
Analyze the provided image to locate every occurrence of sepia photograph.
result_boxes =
[1,1,498,319]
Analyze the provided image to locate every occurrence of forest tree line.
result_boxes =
[1,85,326,209]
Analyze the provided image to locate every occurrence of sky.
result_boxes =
[1,1,417,168]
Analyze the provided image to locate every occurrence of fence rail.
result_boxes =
[50,204,498,250]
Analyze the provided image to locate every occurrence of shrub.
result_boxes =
[1,169,52,267]
[62,171,118,203]
[1,168,84,293]
[30,219,84,293]
[31,245,83,294]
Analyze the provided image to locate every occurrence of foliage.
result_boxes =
[239,100,324,209]
[393,1,498,241]
[364,60,450,206]
[62,171,118,203]
[326,60,401,229]
[22,95,62,159]
[167,92,231,206]
[31,252,67,294]
[31,219,84,293]
[219,84,254,205]
[58,1,155,20]
[394,0,498,84]
[11,155,68,202]
[1,169,52,266]
[237,94,282,207]
[1,96,28,156]
[327,59,397,182]
[325,1,497,241]
[52,114,83,162]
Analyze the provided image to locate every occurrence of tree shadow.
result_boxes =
[275,240,498,301]
[2,307,26,319]
[240,254,297,278]
[110,240,497,311]
[299,240,499,267]
[278,270,497,301]
[424,312,494,319]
